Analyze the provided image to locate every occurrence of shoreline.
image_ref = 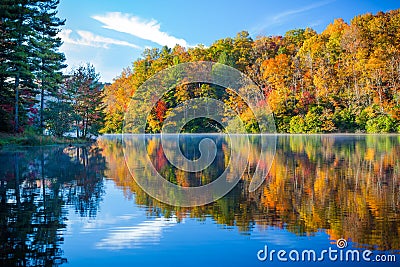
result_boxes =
[2,132,399,148]
[0,133,95,148]
[103,132,400,136]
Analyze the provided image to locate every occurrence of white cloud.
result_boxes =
[251,0,335,35]
[92,12,189,48]
[272,0,335,22]
[59,29,141,49]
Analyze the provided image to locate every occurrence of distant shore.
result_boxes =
[0,133,94,148]
[2,132,398,148]
[102,132,400,136]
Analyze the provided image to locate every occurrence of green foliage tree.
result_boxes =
[365,114,395,133]
[3,1,37,133]
[0,0,65,133]
[44,101,74,137]
[31,0,66,133]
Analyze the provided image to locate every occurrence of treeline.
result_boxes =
[103,9,400,133]
[0,1,104,138]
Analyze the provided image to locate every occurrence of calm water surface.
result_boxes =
[1,134,399,266]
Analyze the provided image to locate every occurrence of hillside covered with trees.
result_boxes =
[102,9,400,134]
[1,4,400,137]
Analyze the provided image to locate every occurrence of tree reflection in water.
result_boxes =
[99,134,400,251]
[0,145,106,266]
[0,135,398,266]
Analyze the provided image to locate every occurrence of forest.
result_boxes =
[0,0,104,140]
[103,9,400,134]
[1,3,400,136]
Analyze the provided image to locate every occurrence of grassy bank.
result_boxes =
[0,133,93,147]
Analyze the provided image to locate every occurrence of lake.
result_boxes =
[0,134,399,266]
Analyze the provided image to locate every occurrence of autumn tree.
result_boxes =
[64,64,104,138]
[101,69,135,133]
[102,10,400,133]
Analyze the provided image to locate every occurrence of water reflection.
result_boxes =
[0,135,399,266]
[0,145,106,266]
[96,216,177,250]
[98,134,400,251]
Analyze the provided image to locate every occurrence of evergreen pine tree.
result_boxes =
[0,0,65,133]
[31,0,66,133]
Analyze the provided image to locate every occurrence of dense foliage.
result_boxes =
[45,64,105,138]
[0,0,66,133]
[103,10,400,133]
[0,1,105,138]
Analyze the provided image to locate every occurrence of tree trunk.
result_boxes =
[14,73,20,133]
[40,80,45,134]
[76,120,79,138]
[85,111,89,138]
[40,57,45,134]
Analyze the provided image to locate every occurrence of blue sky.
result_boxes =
[57,0,400,82]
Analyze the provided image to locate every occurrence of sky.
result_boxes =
[57,0,400,82]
